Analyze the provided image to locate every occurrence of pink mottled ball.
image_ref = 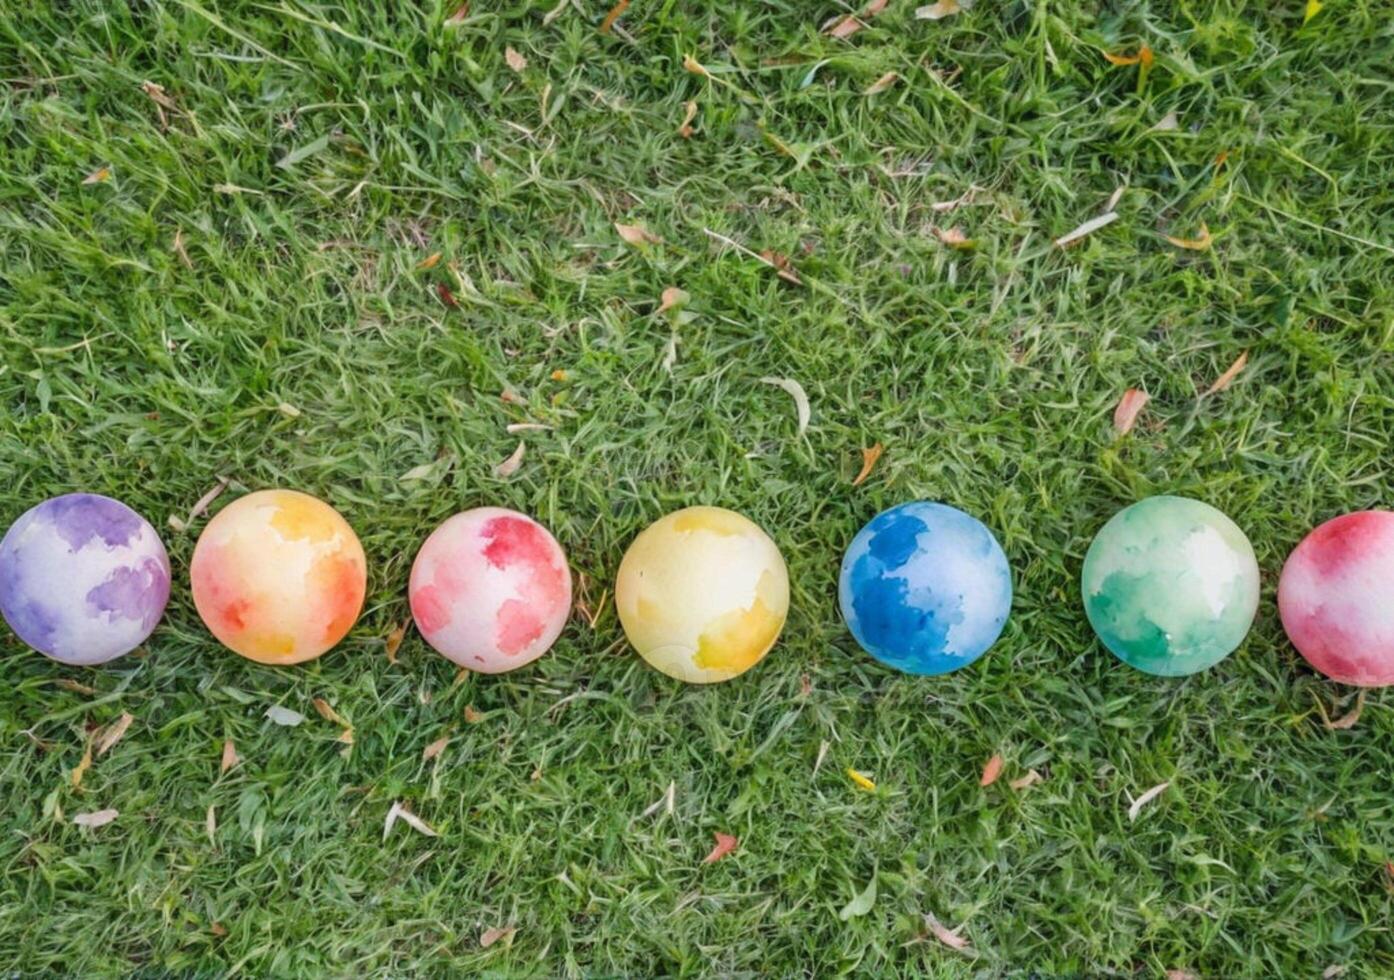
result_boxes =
[409,507,572,673]
[1279,510,1394,687]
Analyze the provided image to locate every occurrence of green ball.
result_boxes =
[1081,496,1259,676]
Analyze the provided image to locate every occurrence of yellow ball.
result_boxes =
[616,506,789,683]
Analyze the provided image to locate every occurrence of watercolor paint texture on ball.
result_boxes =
[839,501,1012,676]
[616,506,788,684]
[191,489,366,665]
[410,507,572,673]
[0,493,170,665]
[1082,496,1259,677]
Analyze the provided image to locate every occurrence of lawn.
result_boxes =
[2,0,1393,974]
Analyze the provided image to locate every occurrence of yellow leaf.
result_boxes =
[505,46,527,72]
[71,737,93,788]
[550,369,568,382]
[385,620,407,664]
[615,222,661,246]
[1203,351,1249,397]
[82,167,111,185]
[1303,0,1322,24]
[682,55,712,79]
[417,252,442,270]
[599,0,630,34]
[1103,44,1153,67]
[847,768,877,791]
[1164,222,1213,251]
[851,443,884,487]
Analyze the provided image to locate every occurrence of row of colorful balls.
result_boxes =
[0,489,1389,687]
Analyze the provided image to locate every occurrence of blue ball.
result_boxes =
[839,502,1012,675]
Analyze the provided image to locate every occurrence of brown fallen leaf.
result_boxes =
[657,286,689,315]
[494,441,525,478]
[934,226,976,250]
[1104,44,1154,68]
[1202,351,1248,397]
[1009,769,1042,790]
[615,222,661,246]
[211,922,228,938]
[423,736,450,762]
[599,0,630,34]
[505,46,527,72]
[979,753,1004,786]
[800,673,813,697]
[141,81,177,132]
[758,249,802,285]
[220,739,239,775]
[445,3,469,25]
[55,678,97,696]
[924,913,973,951]
[464,705,484,724]
[916,0,967,19]
[677,100,698,138]
[480,925,517,948]
[71,737,94,788]
[383,801,438,840]
[864,71,898,95]
[95,712,133,757]
[385,620,407,664]
[825,0,889,39]
[702,831,739,864]
[1164,223,1212,251]
[312,698,349,727]
[682,54,712,79]
[1326,690,1366,730]
[73,808,119,828]
[417,252,442,270]
[1113,388,1150,435]
[436,282,458,308]
[82,167,112,185]
[851,443,884,487]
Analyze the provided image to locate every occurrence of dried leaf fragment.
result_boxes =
[55,678,96,696]
[505,46,528,72]
[1326,690,1366,730]
[924,913,973,951]
[494,441,525,478]
[1104,44,1154,68]
[1113,388,1150,435]
[1054,211,1119,248]
[312,698,348,727]
[265,705,305,727]
[702,831,739,864]
[1128,780,1171,821]
[677,100,698,138]
[74,808,119,828]
[385,621,407,663]
[206,804,217,842]
[464,704,484,724]
[599,0,630,34]
[1202,351,1248,397]
[480,925,517,948]
[1150,111,1180,133]
[979,753,1004,787]
[657,286,689,315]
[682,54,712,79]
[916,0,967,20]
[422,736,450,761]
[445,3,469,25]
[864,71,898,95]
[615,222,661,246]
[71,738,93,788]
[1164,223,1212,251]
[183,478,228,528]
[220,739,239,774]
[760,377,811,435]
[934,226,976,250]
[417,252,442,270]
[383,801,438,840]
[847,768,876,791]
[82,167,112,185]
[826,0,888,39]
[172,228,193,268]
[852,443,884,487]
[1009,769,1042,790]
[95,712,134,756]
[758,249,803,285]
[436,282,458,308]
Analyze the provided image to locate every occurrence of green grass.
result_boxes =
[2,0,1393,974]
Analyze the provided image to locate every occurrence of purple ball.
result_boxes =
[0,494,170,665]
